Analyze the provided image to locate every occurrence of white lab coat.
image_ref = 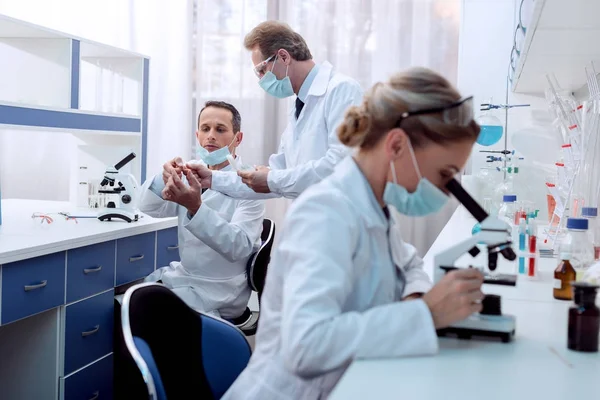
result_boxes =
[138,159,265,319]
[210,61,363,199]
[223,156,437,400]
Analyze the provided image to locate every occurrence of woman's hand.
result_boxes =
[422,269,484,329]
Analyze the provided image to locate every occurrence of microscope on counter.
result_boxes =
[97,152,140,223]
[434,178,518,343]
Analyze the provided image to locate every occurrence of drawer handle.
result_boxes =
[82,325,100,337]
[129,255,145,262]
[83,265,103,274]
[24,280,48,292]
[89,391,99,400]
[167,245,179,250]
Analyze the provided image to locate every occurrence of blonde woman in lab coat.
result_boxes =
[223,67,485,400]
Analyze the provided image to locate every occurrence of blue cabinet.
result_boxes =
[67,242,116,303]
[64,290,114,375]
[1,252,66,324]
[115,232,156,286]
[156,227,180,268]
[62,354,113,400]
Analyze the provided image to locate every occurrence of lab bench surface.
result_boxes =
[330,206,600,400]
[0,199,179,400]
[0,199,177,265]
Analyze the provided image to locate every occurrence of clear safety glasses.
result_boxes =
[395,96,474,127]
[253,54,276,78]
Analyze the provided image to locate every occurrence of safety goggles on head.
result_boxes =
[395,96,474,127]
[253,54,276,78]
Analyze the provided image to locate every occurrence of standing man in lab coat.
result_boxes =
[187,21,364,199]
[138,101,265,321]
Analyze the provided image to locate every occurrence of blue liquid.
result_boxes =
[477,125,503,146]
[519,257,525,274]
[518,233,526,274]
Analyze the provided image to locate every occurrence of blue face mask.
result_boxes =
[196,134,237,166]
[258,56,294,99]
[383,141,449,217]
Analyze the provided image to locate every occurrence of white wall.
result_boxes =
[458,0,556,219]
[0,0,192,201]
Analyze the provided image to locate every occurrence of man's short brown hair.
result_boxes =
[244,21,312,61]
[198,101,241,133]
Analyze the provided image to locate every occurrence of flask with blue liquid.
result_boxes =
[476,112,503,146]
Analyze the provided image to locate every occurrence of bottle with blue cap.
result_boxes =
[558,218,595,281]
[581,207,600,261]
[498,194,517,227]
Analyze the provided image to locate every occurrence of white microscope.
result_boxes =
[434,178,518,343]
[97,152,140,223]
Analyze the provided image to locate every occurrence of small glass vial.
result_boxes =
[568,282,599,352]
[553,253,576,300]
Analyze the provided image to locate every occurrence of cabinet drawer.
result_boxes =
[62,354,113,400]
[67,241,116,303]
[64,290,114,375]
[115,232,155,286]
[1,252,66,324]
[156,227,180,268]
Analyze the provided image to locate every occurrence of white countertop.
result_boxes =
[0,199,177,265]
[330,206,600,400]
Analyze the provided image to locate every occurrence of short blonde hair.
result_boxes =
[338,67,480,149]
[244,21,312,61]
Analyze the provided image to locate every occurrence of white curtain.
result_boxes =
[0,0,192,199]
[194,0,461,255]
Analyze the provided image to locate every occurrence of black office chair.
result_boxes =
[121,282,251,400]
[229,218,275,336]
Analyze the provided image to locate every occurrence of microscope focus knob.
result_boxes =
[480,294,502,316]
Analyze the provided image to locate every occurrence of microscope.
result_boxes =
[434,178,518,343]
[97,152,140,223]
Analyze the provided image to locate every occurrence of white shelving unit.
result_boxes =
[0,14,150,223]
[511,0,600,94]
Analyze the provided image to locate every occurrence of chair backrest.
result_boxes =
[121,282,252,399]
[132,336,168,400]
[246,219,276,297]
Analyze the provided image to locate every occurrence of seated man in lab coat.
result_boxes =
[187,21,363,200]
[138,101,265,321]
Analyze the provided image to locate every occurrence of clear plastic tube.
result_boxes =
[581,100,600,210]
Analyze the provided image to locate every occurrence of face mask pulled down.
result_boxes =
[196,134,237,166]
[258,56,295,99]
[383,141,449,217]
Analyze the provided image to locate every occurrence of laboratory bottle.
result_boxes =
[567,282,599,353]
[558,218,595,281]
[498,195,517,227]
[553,253,576,301]
[581,207,600,261]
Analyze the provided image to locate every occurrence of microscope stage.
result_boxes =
[437,314,516,343]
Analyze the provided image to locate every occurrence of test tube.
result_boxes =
[527,219,538,278]
[518,217,527,274]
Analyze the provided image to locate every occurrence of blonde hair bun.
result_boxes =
[337,105,371,148]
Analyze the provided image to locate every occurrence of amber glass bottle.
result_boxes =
[568,282,599,352]
[554,253,576,300]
